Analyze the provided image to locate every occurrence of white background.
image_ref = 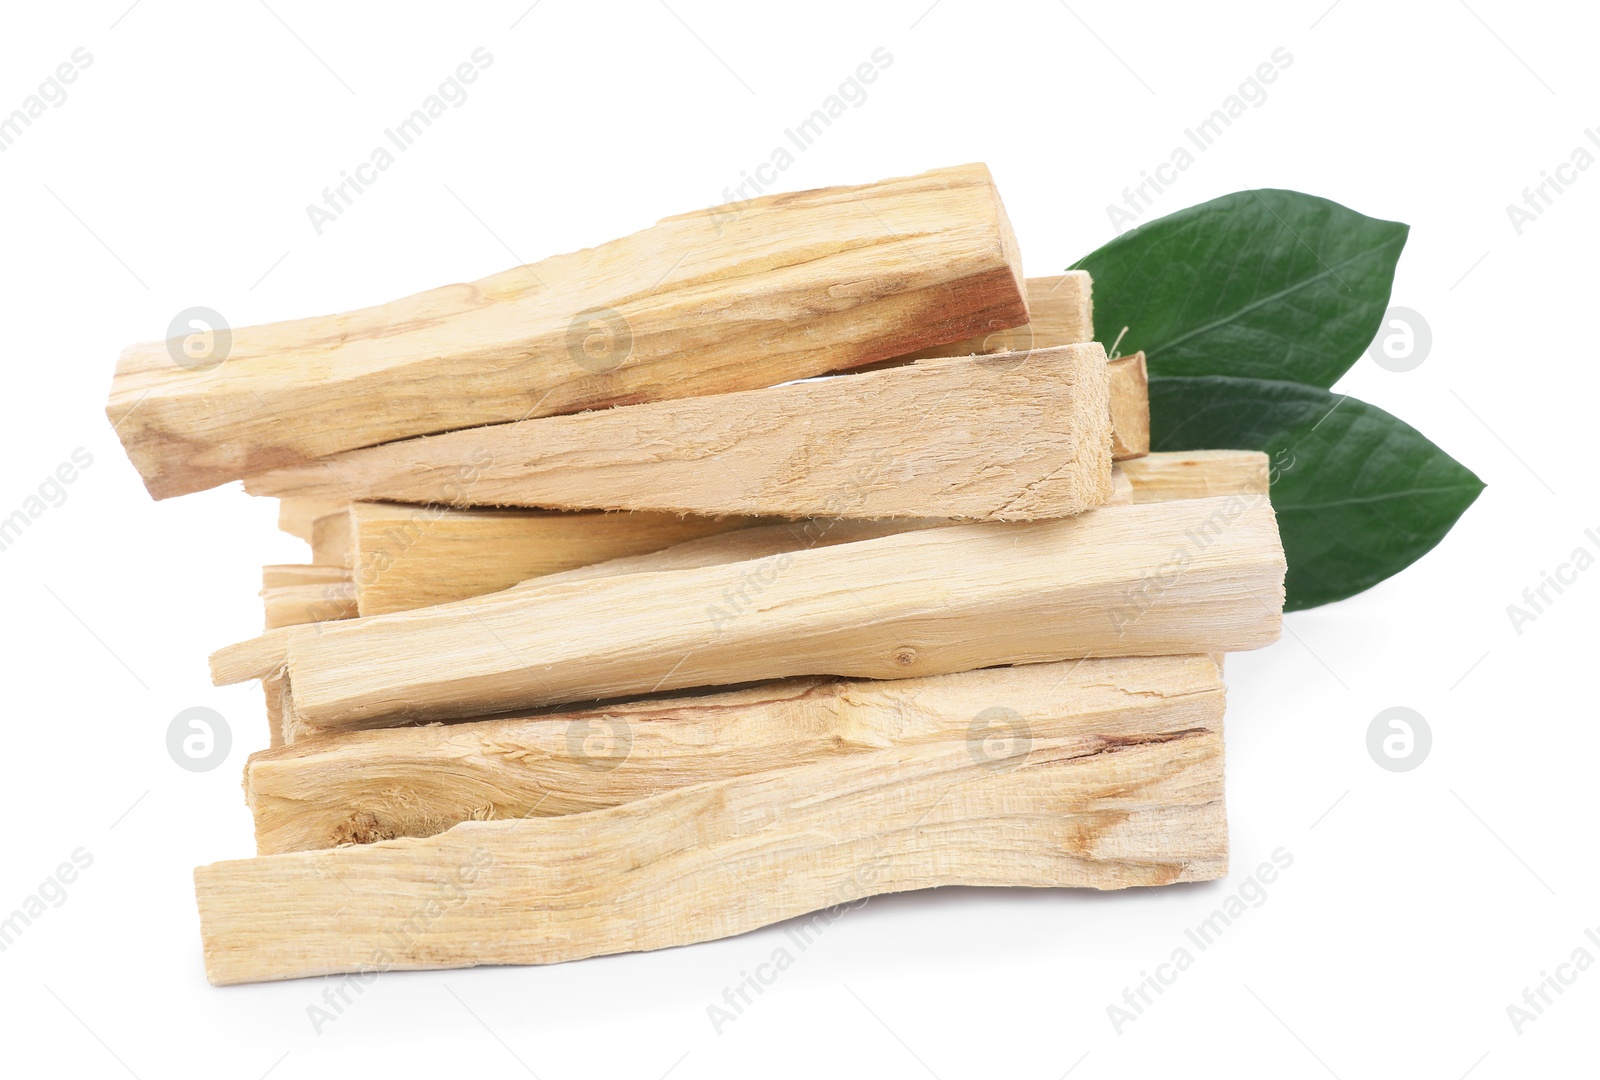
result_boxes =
[1,1,1595,1076]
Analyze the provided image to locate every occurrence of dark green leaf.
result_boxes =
[1150,376,1483,611]
[1071,190,1407,388]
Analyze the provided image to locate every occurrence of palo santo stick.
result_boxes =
[1122,450,1270,503]
[896,272,1093,360]
[262,564,350,590]
[212,628,292,687]
[277,499,345,543]
[246,654,1224,855]
[196,659,1226,983]
[262,582,357,630]
[243,346,1115,522]
[109,164,1027,500]
[267,496,1282,732]
[1109,351,1150,460]
[347,504,751,616]
[202,466,1115,682]
[310,512,353,569]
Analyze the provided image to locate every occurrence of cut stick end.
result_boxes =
[1109,351,1150,461]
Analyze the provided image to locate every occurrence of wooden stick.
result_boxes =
[197,658,1226,983]
[895,272,1092,360]
[1122,450,1270,502]
[310,511,352,569]
[1109,351,1150,460]
[262,565,349,590]
[346,504,753,616]
[276,499,345,543]
[262,582,357,630]
[198,460,1183,681]
[108,164,1027,500]
[263,496,1281,732]
[246,655,1224,854]
[242,345,1115,522]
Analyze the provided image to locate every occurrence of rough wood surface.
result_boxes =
[1122,450,1271,502]
[346,503,749,616]
[260,496,1282,732]
[1109,351,1150,461]
[243,345,1115,522]
[196,659,1227,983]
[246,655,1224,855]
[109,164,1027,499]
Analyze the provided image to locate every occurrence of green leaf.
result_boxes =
[1149,376,1484,611]
[1071,190,1408,388]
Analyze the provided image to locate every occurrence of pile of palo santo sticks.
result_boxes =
[105,163,1286,985]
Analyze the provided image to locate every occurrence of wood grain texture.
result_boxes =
[243,345,1115,522]
[197,659,1227,983]
[346,504,747,616]
[1109,351,1150,461]
[246,655,1224,855]
[895,272,1093,360]
[270,496,1282,732]
[109,164,1027,499]
[263,582,358,630]
[1121,450,1270,503]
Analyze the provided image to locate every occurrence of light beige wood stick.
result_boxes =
[894,272,1093,360]
[262,496,1281,732]
[202,463,1135,676]
[109,164,1027,500]
[1122,450,1270,502]
[262,565,349,590]
[242,345,1114,521]
[196,660,1226,983]
[310,512,353,569]
[277,499,345,543]
[347,504,753,616]
[246,655,1223,855]
[263,582,358,630]
[1109,352,1150,460]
